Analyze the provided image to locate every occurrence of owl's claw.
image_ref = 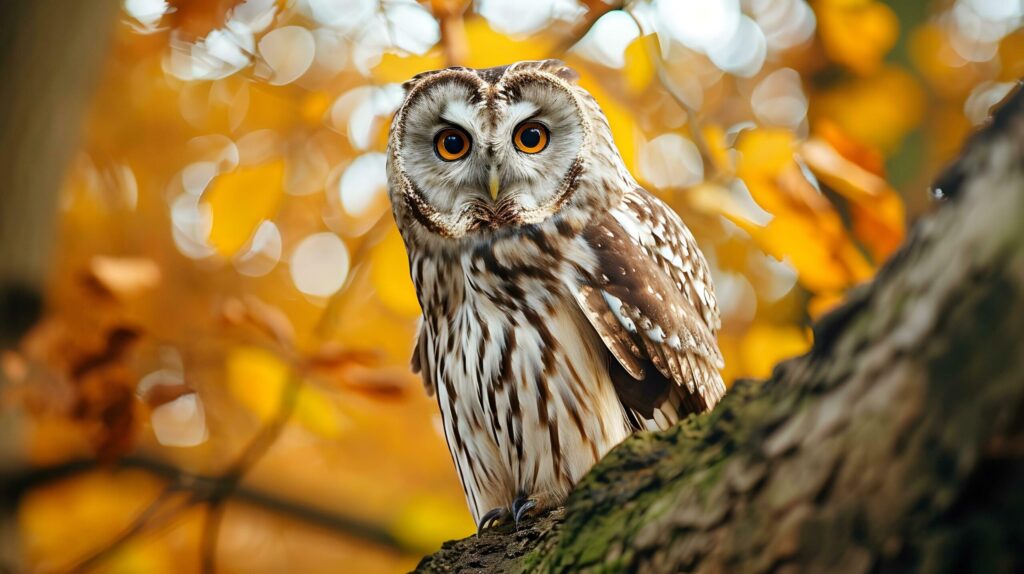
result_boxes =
[477,507,508,534]
[512,495,537,528]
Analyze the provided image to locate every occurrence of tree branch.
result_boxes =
[2,453,419,566]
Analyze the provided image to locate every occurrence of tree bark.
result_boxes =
[416,85,1024,573]
[0,2,119,568]
[0,0,119,346]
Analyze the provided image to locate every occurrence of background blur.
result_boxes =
[0,0,1020,572]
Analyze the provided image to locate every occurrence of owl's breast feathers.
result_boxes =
[409,185,724,521]
[413,185,725,427]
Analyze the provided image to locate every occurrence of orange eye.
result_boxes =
[434,128,471,161]
[513,121,549,154]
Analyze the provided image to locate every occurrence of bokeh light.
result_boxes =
[290,232,350,297]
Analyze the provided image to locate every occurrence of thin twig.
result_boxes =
[197,371,302,574]
[2,455,413,553]
[553,0,626,55]
[439,12,469,67]
[199,502,228,574]
[623,7,723,183]
[59,368,306,574]
[67,487,193,573]
[314,213,396,340]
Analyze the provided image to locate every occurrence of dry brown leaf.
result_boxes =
[221,295,296,349]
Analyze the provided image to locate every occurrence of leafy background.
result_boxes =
[0,0,1020,571]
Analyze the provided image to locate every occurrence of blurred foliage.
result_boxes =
[1,0,1020,571]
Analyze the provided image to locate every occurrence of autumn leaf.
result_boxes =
[18,470,174,572]
[812,66,926,153]
[371,227,422,318]
[392,494,475,553]
[800,135,905,262]
[622,34,657,95]
[203,160,285,256]
[373,51,447,85]
[739,324,811,379]
[734,128,875,293]
[225,346,347,439]
[816,0,899,76]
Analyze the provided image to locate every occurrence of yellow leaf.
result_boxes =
[736,129,795,180]
[242,84,296,132]
[908,23,981,100]
[372,227,422,318]
[701,123,733,177]
[462,17,552,69]
[998,29,1024,82]
[717,333,742,388]
[817,0,899,75]
[392,494,475,553]
[800,137,905,262]
[739,324,811,379]
[18,470,171,572]
[850,192,904,263]
[372,17,554,84]
[225,346,346,438]
[622,35,656,94]
[577,71,640,173]
[300,90,333,125]
[812,66,925,153]
[204,160,284,256]
[734,128,875,293]
[100,540,176,574]
[740,215,871,293]
[373,51,447,84]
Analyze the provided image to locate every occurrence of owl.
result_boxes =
[386,60,725,531]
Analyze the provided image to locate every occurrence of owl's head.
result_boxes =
[386,60,628,244]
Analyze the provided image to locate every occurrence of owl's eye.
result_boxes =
[513,122,549,154]
[434,128,471,161]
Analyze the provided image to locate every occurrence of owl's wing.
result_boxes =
[573,187,725,429]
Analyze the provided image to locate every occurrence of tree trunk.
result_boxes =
[0,0,119,346]
[0,2,119,567]
[416,85,1024,573]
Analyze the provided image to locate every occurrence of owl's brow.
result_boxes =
[437,116,468,129]
[506,101,541,124]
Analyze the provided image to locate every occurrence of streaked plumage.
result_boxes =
[387,60,725,527]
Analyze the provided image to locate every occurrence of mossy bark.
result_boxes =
[416,87,1024,573]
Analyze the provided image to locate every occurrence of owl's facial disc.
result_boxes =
[391,65,588,239]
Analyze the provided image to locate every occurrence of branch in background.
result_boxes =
[198,372,302,574]
[623,7,722,184]
[3,448,419,573]
[57,370,304,573]
[554,0,624,55]
[551,1,721,184]
[435,0,470,67]
[68,487,192,574]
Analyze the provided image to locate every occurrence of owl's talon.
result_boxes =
[512,495,537,528]
[476,507,508,534]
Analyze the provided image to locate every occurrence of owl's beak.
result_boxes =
[488,164,500,201]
